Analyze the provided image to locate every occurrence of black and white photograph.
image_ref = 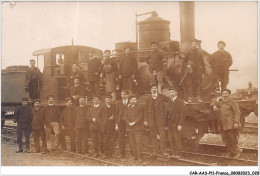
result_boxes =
[1,1,259,175]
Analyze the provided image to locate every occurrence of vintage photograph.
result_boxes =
[1,0,258,172]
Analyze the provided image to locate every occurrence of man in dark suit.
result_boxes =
[68,78,87,106]
[100,94,116,159]
[115,90,129,160]
[14,97,32,153]
[166,86,185,158]
[87,50,103,99]
[144,84,170,156]
[123,94,145,163]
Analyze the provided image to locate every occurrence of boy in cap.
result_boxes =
[26,59,42,100]
[209,41,233,90]
[181,39,206,103]
[87,96,103,157]
[31,99,47,153]
[14,97,32,153]
[213,89,241,158]
[166,87,185,158]
[42,95,61,151]
[123,94,145,163]
[102,50,118,101]
[100,93,116,159]
[74,95,89,154]
[60,97,76,152]
[145,41,167,94]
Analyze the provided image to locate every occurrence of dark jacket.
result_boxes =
[87,104,102,130]
[67,70,83,87]
[144,94,170,127]
[31,108,45,130]
[102,57,118,77]
[146,49,167,73]
[100,104,116,133]
[87,58,103,82]
[216,99,240,130]
[115,99,129,125]
[74,106,89,129]
[119,55,138,77]
[123,104,145,131]
[182,49,206,77]
[68,85,86,97]
[166,97,185,128]
[209,50,233,70]
[15,105,32,129]
[26,66,42,85]
[60,107,75,128]
[42,105,61,127]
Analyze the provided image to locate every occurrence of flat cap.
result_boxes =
[218,41,226,46]
[79,95,86,99]
[104,50,111,54]
[105,93,112,98]
[21,97,29,102]
[34,99,40,103]
[121,89,129,94]
[129,94,138,100]
[30,59,35,62]
[169,86,178,92]
[150,41,158,45]
[150,83,158,89]
[47,95,54,99]
[65,97,72,102]
[92,95,99,99]
[221,88,231,94]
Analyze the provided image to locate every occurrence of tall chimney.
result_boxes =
[179,1,195,52]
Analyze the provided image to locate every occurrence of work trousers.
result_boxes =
[89,124,103,154]
[121,76,135,95]
[28,79,40,100]
[89,80,100,99]
[32,129,47,152]
[46,122,60,150]
[17,128,31,151]
[60,128,76,152]
[150,125,167,154]
[212,69,229,90]
[118,121,127,157]
[128,130,144,159]
[76,128,89,154]
[150,70,164,93]
[167,126,181,155]
[103,125,115,156]
[184,73,201,98]
[221,129,240,156]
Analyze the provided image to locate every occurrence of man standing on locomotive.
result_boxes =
[145,41,167,94]
[166,87,185,158]
[182,39,206,103]
[31,99,47,153]
[14,97,32,153]
[60,97,76,152]
[115,89,130,160]
[42,95,61,151]
[26,59,42,101]
[68,78,87,106]
[118,48,138,95]
[213,89,241,158]
[74,96,89,155]
[100,94,116,159]
[209,41,233,91]
[144,84,170,157]
[87,50,103,99]
[102,50,118,101]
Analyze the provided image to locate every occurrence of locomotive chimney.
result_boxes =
[179,1,195,52]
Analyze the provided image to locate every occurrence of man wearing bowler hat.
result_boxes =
[210,41,233,90]
[14,97,32,153]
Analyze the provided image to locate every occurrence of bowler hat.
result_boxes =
[30,59,35,63]
[218,41,226,46]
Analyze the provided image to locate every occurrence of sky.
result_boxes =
[1,1,258,91]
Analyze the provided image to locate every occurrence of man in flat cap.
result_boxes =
[87,50,103,99]
[42,95,61,151]
[182,39,206,103]
[102,50,118,101]
[144,84,170,157]
[31,99,47,153]
[118,47,138,95]
[166,87,185,158]
[14,97,32,153]
[123,94,145,163]
[209,41,233,91]
[60,97,76,152]
[145,41,167,94]
[213,89,241,159]
[74,96,89,154]
[87,96,103,157]
[67,63,83,88]
[68,78,87,106]
[100,93,116,159]
[26,59,42,101]
[115,89,130,160]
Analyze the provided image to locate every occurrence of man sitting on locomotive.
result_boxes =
[102,50,118,101]
[182,39,206,103]
[68,78,87,106]
[145,41,167,94]
[67,63,83,88]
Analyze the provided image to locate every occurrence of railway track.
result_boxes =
[1,125,258,166]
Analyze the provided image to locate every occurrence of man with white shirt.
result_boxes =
[166,86,185,158]
[144,84,170,156]
[115,90,129,160]
[87,96,103,157]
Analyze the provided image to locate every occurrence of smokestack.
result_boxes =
[179,1,195,52]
